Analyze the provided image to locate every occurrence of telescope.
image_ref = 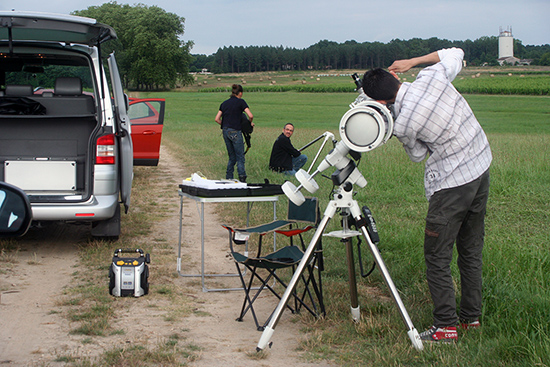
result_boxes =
[257,74,424,352]
[282,73,394,206]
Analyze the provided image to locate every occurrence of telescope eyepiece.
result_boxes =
[351,73,363,89]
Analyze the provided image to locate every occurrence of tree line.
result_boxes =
[191,38,550,74]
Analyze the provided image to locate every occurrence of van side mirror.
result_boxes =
[0,182,32,237]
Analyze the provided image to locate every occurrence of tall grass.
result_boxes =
[188,69,550,95]
[196,76,550,95]
[198,84,357,93]
[453,75,550,95]
[139,89,550,366]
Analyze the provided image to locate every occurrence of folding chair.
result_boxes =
[222,197,325,331]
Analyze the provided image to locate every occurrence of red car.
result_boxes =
[128,98,165,166]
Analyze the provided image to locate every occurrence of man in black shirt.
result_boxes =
[269,123,307,175]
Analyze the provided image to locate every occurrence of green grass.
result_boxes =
[453,74,550,95]
[132,87,550,366]
[2,69,546,365]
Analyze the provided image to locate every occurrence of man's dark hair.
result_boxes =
[362,68,401,102]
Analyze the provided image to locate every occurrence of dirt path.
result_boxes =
[0,223,90,364]
[0,145,333,366]
[162,147,332,367]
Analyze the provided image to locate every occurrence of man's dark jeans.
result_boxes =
[424,170,490,327]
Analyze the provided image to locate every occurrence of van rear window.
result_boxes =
[1,52,93,93]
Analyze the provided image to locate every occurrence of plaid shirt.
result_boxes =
[393,48,492,200]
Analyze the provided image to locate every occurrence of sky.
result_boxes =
[4,0,550,55]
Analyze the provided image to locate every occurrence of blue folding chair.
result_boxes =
[223,197,325,331]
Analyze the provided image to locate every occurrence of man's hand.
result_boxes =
[389,51,441,74]
[388,59,416,74]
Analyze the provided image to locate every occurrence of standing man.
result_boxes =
[362,48,492,343]
[269,123,307,176]
[215,84,254,182]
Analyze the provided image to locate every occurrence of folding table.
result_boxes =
[177,183,281,292]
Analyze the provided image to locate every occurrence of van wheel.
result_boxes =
[91,204,121,240]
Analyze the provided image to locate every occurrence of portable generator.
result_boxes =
[109,248,150,297]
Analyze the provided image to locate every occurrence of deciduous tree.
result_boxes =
[75,2,193,90]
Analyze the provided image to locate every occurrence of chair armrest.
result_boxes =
[274,225,314,237]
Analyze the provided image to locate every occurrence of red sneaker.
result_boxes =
[419,326,458,343]
[459,319,480,330]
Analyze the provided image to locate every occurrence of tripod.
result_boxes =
[259,91,422,350]
[257,181,423,351]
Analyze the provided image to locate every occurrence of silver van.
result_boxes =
[0,11,133,238]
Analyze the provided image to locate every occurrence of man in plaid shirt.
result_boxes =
[362,48,492,343]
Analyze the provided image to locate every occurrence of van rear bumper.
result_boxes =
[31,194,119,221]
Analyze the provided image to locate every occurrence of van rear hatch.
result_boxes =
[0,11,116,46]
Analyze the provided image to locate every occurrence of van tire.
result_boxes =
[91,204,121,240]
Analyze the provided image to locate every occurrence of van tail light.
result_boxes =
[96,134,115,165]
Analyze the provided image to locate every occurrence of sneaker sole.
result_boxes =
[421,338,457,344]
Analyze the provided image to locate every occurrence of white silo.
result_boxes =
[499,26,514,58]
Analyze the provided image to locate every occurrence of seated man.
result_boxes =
[269,123,307,175]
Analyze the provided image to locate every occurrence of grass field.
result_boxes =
[135,76,550,366]
[186,67,550,95]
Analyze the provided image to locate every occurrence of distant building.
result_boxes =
[497,26,532,66]
[498,26,514,59]
[498,56,519,65]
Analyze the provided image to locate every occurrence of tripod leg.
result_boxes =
[257,211,334,351]
[344,237,360,322]
[356,223,423,351]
